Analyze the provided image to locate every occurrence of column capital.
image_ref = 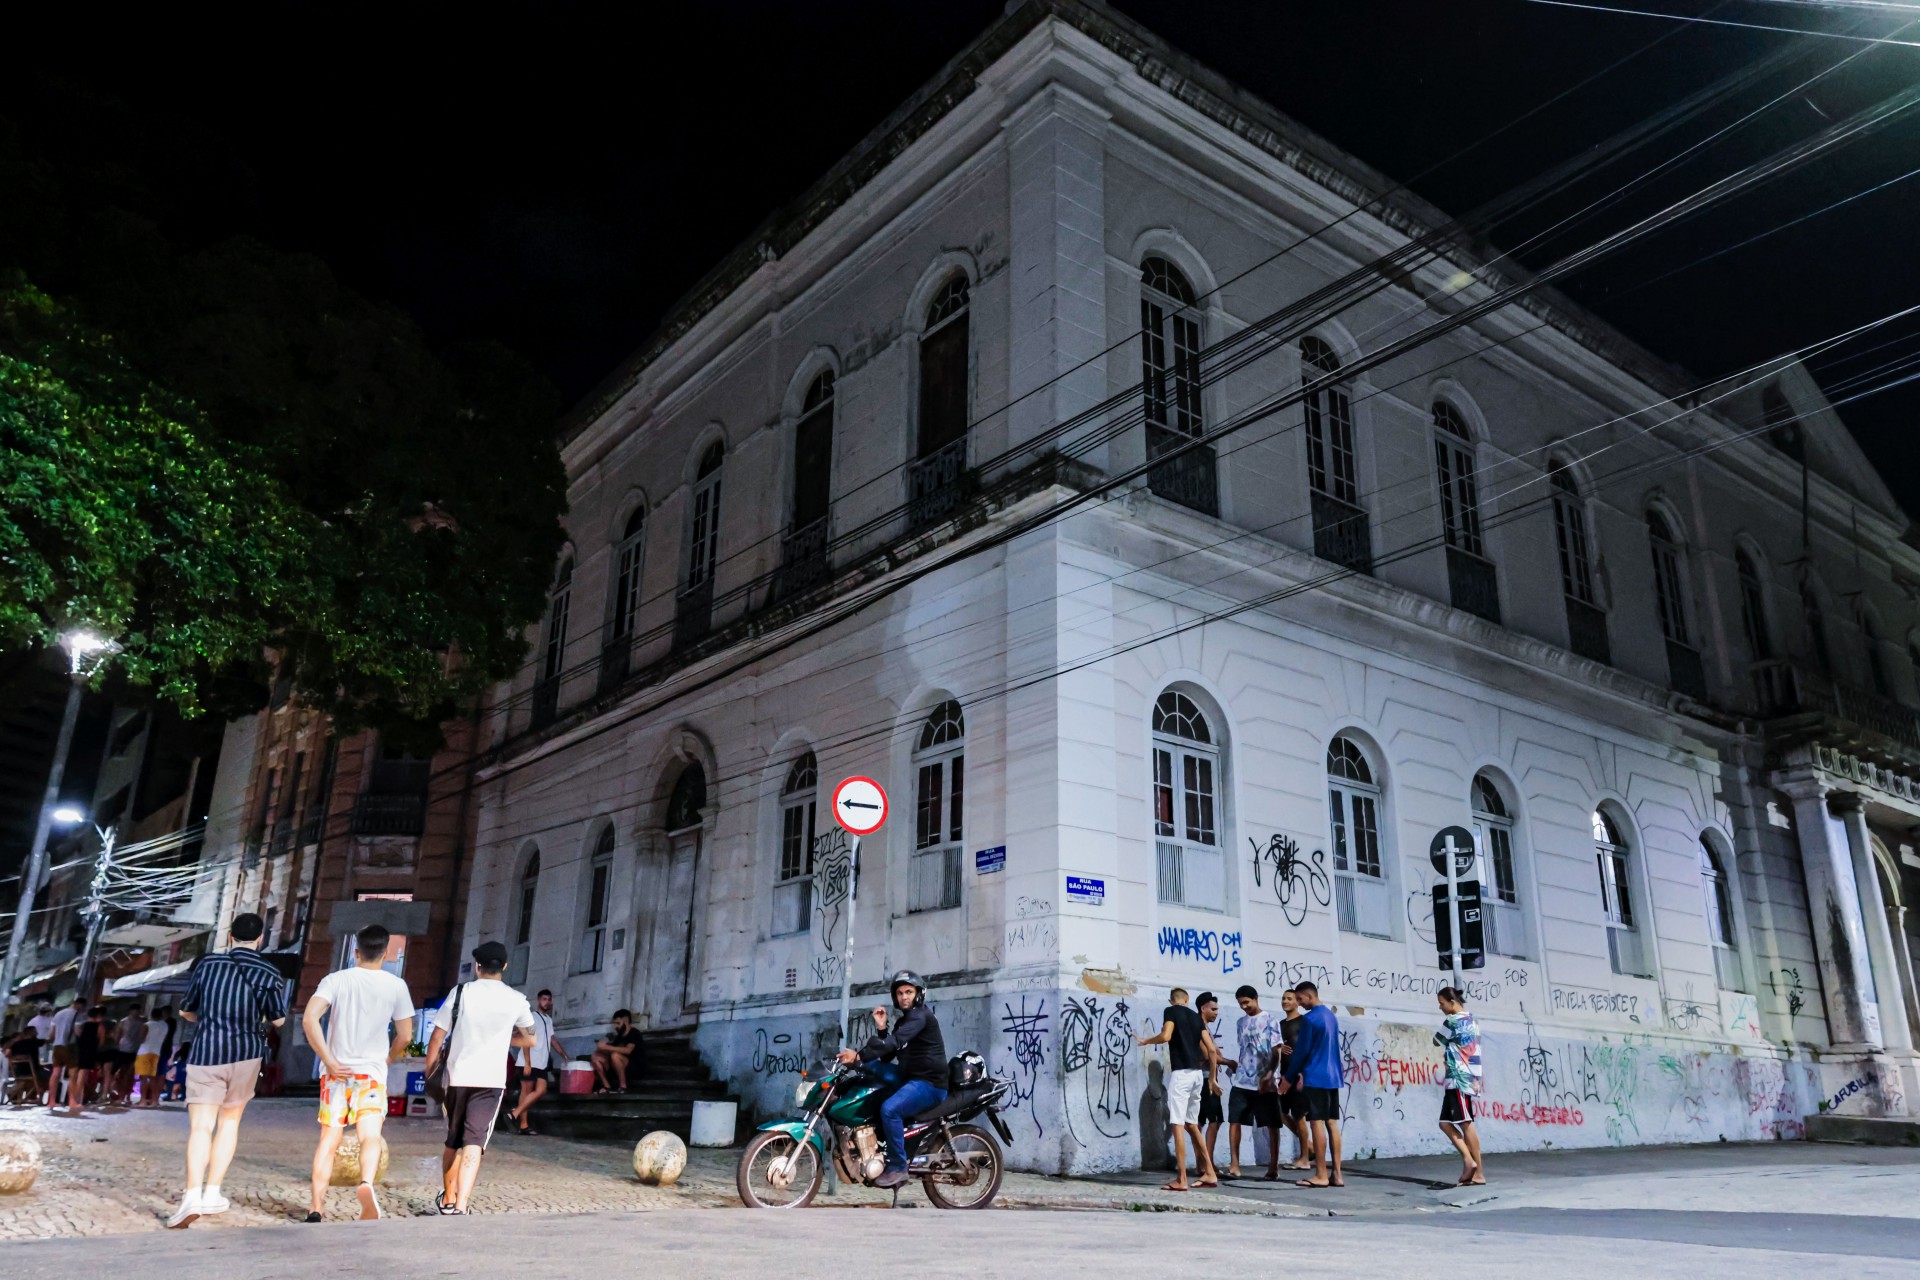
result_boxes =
[1775,774,1830,804]
[1829,790,1868,817]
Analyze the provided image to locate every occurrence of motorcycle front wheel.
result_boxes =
[920,1123,1004,1210]
[737,1130,824,1208]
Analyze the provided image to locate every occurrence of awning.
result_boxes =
[104,958,197,997]
[101,922,208,949]
[11,958,77,996]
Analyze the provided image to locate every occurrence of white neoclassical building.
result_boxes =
[459,0,1920,1171]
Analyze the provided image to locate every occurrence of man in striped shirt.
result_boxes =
[167,913,287,1229]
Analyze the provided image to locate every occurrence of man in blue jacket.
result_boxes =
[1284,981,1344,1188]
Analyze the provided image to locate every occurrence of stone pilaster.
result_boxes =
[1779,778,1882,1051]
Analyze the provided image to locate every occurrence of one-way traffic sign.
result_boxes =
[832,776,888,835]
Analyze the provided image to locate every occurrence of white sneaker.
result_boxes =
[165,1192,202,1230]
[199,1190,230,1214]
[356,1182,381,1220]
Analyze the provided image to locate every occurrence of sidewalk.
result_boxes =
[3,1097,1918,1239]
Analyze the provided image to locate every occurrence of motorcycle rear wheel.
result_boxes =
[920,1123,1004,1210]
[737,1130,824,1209]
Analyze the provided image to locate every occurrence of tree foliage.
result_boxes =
[0,97,567,744]
[0,285,321,709]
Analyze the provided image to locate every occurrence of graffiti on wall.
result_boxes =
[812,827,853,955]
[1061,995,1133,1141]
[1248,833,1331,926]
[753,1027,807,1076]
[1766,967,1807,1020]
[999,996,1048,1137]
[1156,926,1242,974]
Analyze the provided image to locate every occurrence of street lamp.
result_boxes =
[0,629,118,1017]
[51,807,86,827]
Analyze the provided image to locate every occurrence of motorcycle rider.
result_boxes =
[834,970,946,1188]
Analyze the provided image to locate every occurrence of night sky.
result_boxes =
[7,0,1917,509]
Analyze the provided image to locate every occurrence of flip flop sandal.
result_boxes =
[1160,1182,1190,1192]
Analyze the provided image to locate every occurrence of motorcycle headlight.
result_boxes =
[795,1079,812,1106]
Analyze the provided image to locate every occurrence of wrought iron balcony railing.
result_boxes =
[1310,490,1372,575]
[906,437,972,533]
[1445,545,1500,624]
[350,793,426,837]
[1564,595,1611,666]
[1145,424,1219,518]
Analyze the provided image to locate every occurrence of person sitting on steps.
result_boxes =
[591,1010,641,1093]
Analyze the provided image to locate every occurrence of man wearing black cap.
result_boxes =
[423,941,537,1215]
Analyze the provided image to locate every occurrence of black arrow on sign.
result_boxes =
[841,799,880,810]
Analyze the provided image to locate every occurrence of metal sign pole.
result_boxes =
[1445,833,1461,991]
[837,834,860,1052]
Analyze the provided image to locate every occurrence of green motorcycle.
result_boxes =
[737,1057,1012,1210]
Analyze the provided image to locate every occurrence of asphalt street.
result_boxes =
[2,1203,1915,1278]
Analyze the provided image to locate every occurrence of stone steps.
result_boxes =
[530,1029,738,1144]
[1805,1114,1920,1145]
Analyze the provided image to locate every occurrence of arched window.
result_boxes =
[1302,338,1371,573]
[688,443,725,590]
[543,559,573,682]
[1861,610,1893,699]
[1762,385,1804,462]
[1647,512,1690,645]
[1593,809,1649,977]
[1699,835,1744,991]
[666,761,707,831]
[509,849,540,985]
[1470,772,1526,959]
[918,277,970,459]
[1141,259,1216,515]
[792,372,834,534]
[910,276,972,530]
[1153,691,1223,911]
[774,751,818,935]
[779,373,835,596]
[1328,736,1390,936]
[910,700,965,913]
[535,559,572,725]
[1800,575,1832,673]
[1552,466,1610,664]
[611,508,646,643]
[1736,548,1773,660]
[1434,402,1496,622]
[1648,510,1704,698]
[578,826,615,974]
[677,443,724,645]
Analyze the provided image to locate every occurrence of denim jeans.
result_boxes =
[877,1078,946,1173]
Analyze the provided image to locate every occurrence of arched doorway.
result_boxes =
[634,760,706,1028]
[1871,837,1920,1047]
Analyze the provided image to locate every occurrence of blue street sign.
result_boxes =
[1065,875,1106,905]
[975,846,1006,874]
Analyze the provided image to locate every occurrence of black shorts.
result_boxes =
[1228,1085,1281,1127]
[1299,1085,1341,1122]
[1281,1084,1308,1120]
[1440,1088,1477,1124]
[444,1085,506,1151]
[1198,1089,1224,1125]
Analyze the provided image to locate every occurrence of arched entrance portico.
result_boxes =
[628,752,709,1030]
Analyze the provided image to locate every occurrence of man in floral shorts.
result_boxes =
[301,925,415,1221]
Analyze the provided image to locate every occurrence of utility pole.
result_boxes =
[0,672,85,1015]
[71,826,119,1006]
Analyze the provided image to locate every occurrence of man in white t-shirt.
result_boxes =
[424,940,536,1215]
[45,996,83,1109]
[506,988,567,1137]
[300,925,415,1222]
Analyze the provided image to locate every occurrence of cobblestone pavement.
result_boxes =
[5,1098,1919,1240]
[0,1098,1249,1238]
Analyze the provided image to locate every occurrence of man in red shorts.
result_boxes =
[301,924,415,1222]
